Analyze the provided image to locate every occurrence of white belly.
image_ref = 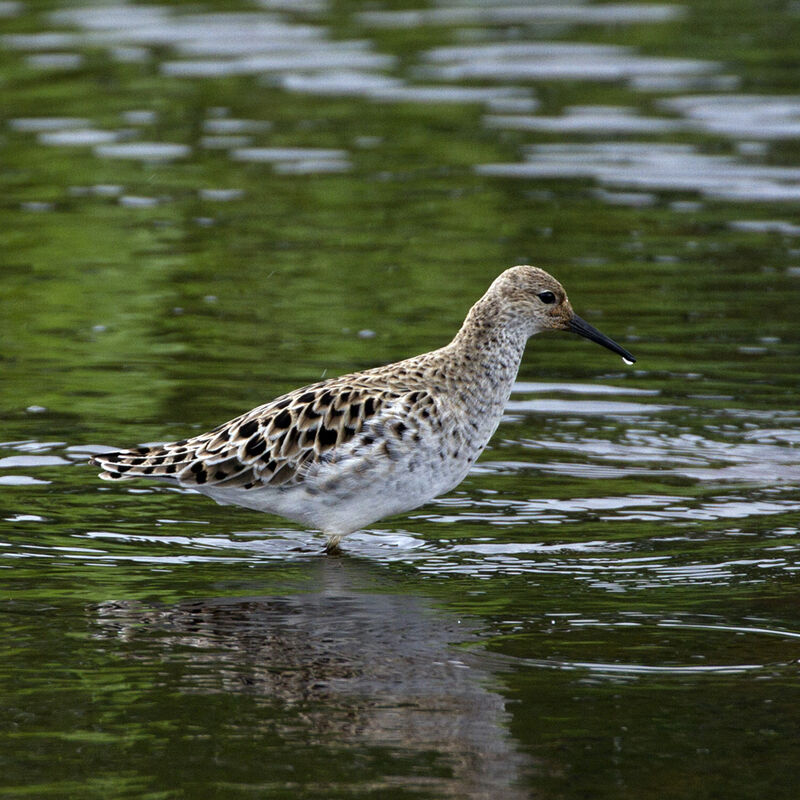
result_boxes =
[194,387,509,536]
[198,435,477,536]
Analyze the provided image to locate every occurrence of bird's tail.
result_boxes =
[90,442,192,482]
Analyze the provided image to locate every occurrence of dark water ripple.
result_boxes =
[3,0,800,796]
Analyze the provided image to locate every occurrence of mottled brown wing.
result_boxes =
[193,382,391,488]
[92,381,434,490]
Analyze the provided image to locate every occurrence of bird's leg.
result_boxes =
[324,534,343,556]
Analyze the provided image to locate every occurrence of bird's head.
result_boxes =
[488,265,636,363]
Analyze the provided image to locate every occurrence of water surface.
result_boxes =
[2,1,800,797]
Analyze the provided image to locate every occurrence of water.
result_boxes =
[2,0,800,797]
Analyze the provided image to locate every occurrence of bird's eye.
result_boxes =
[537,291,556,305]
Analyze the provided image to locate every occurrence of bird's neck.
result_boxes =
[437,295,532,417]
[452,292,531,359]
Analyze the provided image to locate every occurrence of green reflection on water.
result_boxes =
[2,0,800,798]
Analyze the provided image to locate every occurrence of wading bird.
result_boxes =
[92,266,635,551]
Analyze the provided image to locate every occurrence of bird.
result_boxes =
[91,265,635,552]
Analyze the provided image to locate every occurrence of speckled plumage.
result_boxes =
[91,266,635,547]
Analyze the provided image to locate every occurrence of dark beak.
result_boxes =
[567,314,636,363]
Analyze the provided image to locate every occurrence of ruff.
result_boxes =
[91,266,635,547]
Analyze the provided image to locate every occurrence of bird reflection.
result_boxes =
[93,559,531,798]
